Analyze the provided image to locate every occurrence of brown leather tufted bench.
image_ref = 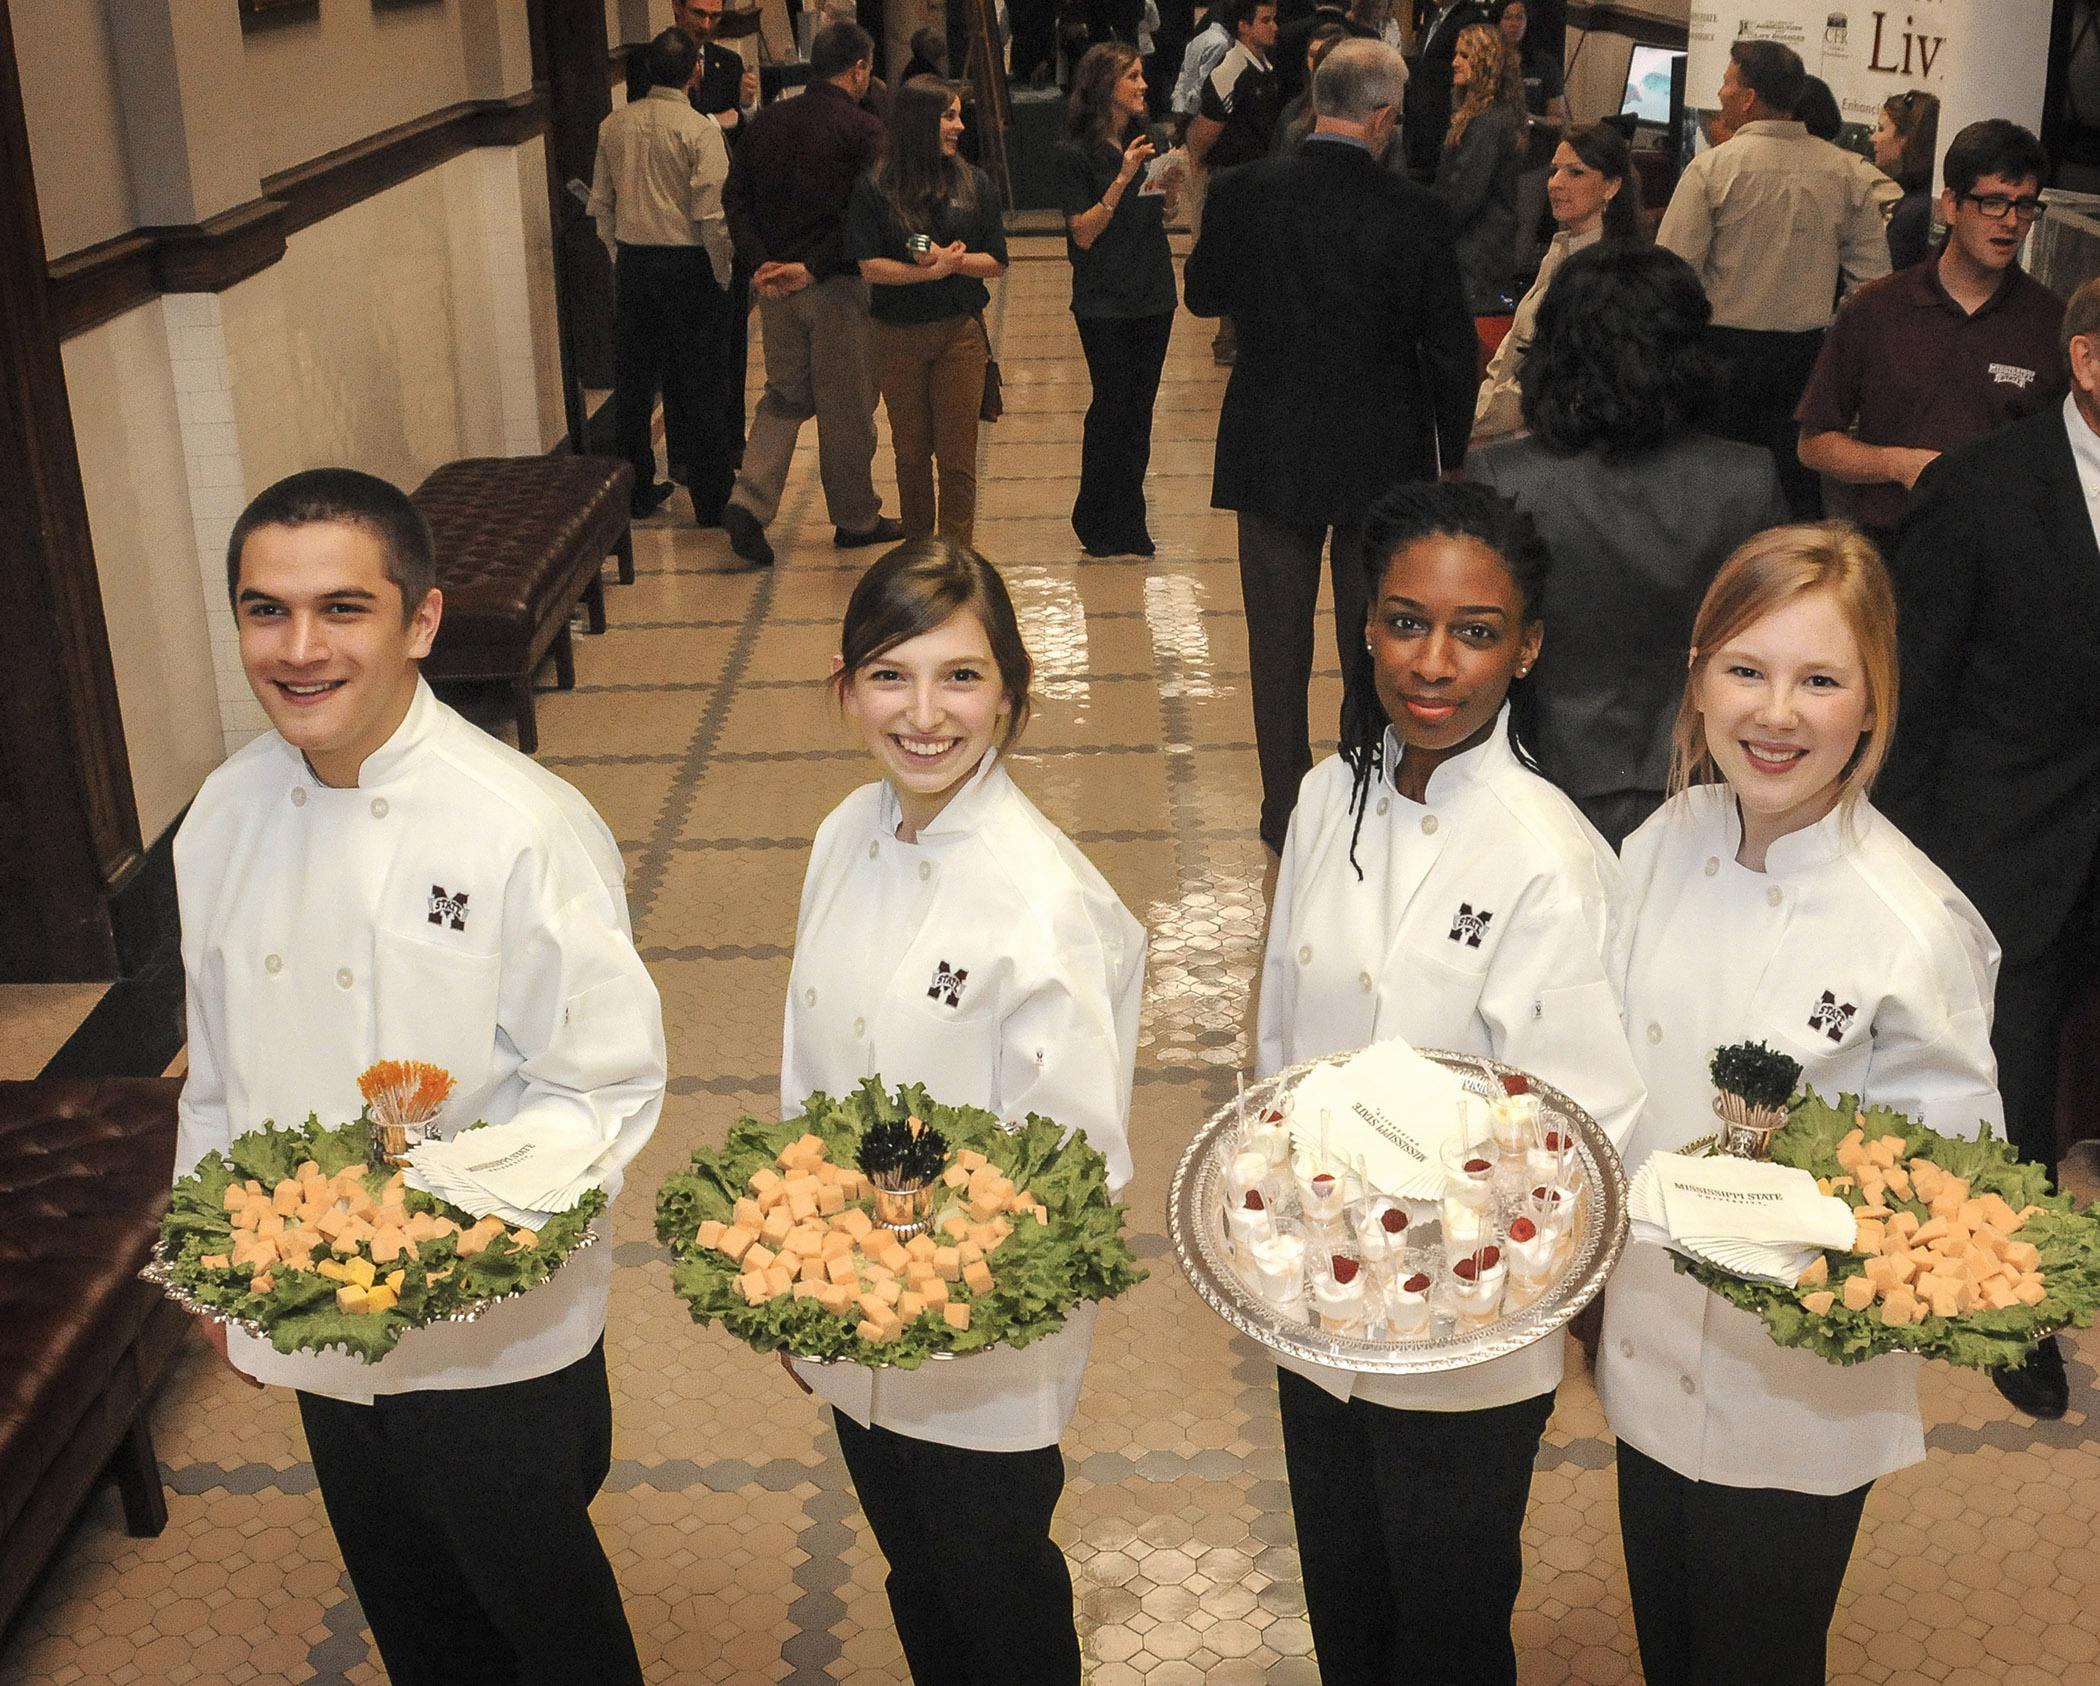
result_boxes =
[0,1078,185,1639]
[412,455,636,754]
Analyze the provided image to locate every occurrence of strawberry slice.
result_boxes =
[1464,1157,1493,1174]
[1311,1173,1336,1192]
[1479,1244,1502,1269]
[1403,1272,1432,1294]
[1500,1073,1530,1096]
[1542,1131,1566,1152]
[1379,1207,1409,1234]
[1509,1217,1538,1243]
[1244,1189,1266,1211]
[1531,1185,1563,1206]
[1453,1257,1478,1282]
[1331,1256,1361,1284]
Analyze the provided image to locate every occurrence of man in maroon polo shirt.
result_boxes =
[1796,120,2061,550]
[718,21,904,566]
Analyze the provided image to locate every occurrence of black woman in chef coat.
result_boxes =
[1597,524,2002,1686]
[1256,482,1645,1686]
[780,538,1145,1686]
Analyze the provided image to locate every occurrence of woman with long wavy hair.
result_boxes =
[1874,88,1940,269]
[1435,22,1526,312]
[845,78,1009,545]
[1056,42,1179,556]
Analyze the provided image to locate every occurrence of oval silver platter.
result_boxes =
[1168,1050,1630,1375]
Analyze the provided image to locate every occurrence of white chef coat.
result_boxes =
[174,678,666,1404]
[781,751,1145,1452]
[1597,785,2002,1495]
[1256,716,1646,1412]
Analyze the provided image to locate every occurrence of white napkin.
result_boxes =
[401,1121,605,1228]
[1286,1037,1480,1200]
[1629,1152,1857,1286]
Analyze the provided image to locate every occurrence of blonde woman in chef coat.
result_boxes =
[1597,524,2002,1686]
[1256,482,1645,1686]
[780,538,1145,1686]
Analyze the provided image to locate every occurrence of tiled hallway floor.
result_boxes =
[5,237,2098,1685]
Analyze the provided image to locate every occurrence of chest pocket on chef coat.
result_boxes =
[1768,981,1874,1095]
[372,927,503,1102]
[1397,930,1492,1047]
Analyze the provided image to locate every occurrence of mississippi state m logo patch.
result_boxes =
[1808,990,1856,1043]
[428,886,470,932]
[927,960,969,1009]
[1449,903,1493,948]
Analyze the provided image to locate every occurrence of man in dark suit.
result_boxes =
[1401,0,1490,179]
[1878,276,2100,1422]
[1186,37,1479,851]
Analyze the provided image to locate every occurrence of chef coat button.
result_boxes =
[1421,814,1438,835]
[1375,798,1390,817]
[804,987,817,1008]
[1679,1375,1696,1397]
[868,841,878,859]
[852,1017,866,1038]
[1766,885,1784,907]
[918,861,933,882]
[264,953,284,975]
[290,787,307,808]
[370,797,389,819]
[1298,944,1313,965]
[1358,971,1373,993]
[1646,1022,1663,1045]
[335,968,354,990]
[1619,1338,1634,1359]
[1703,856,1719,877]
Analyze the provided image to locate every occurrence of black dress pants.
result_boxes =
[1704,324,1826,521]
[1276,1368,1555,1686]
[1616,1439,1870,1686]
[613,243,733,515]
[1072,312,1173,551]
[296,1339,642,1686]
[1992,930,2091,1182]
[832,1411,1080,1685]
[1236,510,1370,852]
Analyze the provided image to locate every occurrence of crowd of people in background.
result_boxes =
[516,17,2100,1680]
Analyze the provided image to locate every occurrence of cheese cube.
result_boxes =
[715,1225,757,1264]
[1800,1290,1837,1317]
[800,1254,830,1284]
[1841,1275,1878,1312]
[942,1302,971,1331]
[733,1197,764,1232]
[364,1286,399,1315]
[2012,1276,2047,1306]
[957,1241,984,1267]
[317,1259,350,1282]
[1028,1206,1049,1226]
[962,1258,994,1295]
[696,1220,726,1250]
[873,1243,911,1276]
[858,1292,894,1324]
[296,1160,325,1184]
[817,1184,847,1216]
[899,1292,927,1321]
[760,1208,794,1247]
[249,1274,275,1295]
[967,1192,1005,1221]
[2005,1240,2040,1274]
[905,1260,937,1288]
[343,1256,377,1288]
[244,1179,265,1196]
[934,1246,962,1282]
[256,1212,287,1239]
[744,1243,777,1275]
[837,1209,875,1240]
[857,1317,901,1344]
[736,1271,771,1306]
[369,1226,408,1264]
[314,1206,352,1240]
[905,1234,938,1262]
[386,1269,405,1293]
[921,1277,949,1306]
[1879,1290,1920,1327]
[1981,1279,2019,1309]
[786,1223,829,1258]
[816,1161,842,1185]
[201,1252,230,1270]
[764,1264,796,1298]
[750,1168,784,1200]
[1852,1220,1885,1254]
[869,1276,903,1307]
[943,1165,971,1189]
[837,1170,867,1201]
[272,1181,302,1215]
[788,1191,819,1224]
[792,1280,826,1300]
[817,1283,855,1313]
[938,1213,970,1241]
[335,1284,371,1315]
[820,1229,854,1259]
[1796,1256,1829,1288]
[956,1149,987,1173]
[826,1254,859,1287]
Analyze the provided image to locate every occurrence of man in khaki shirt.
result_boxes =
[1658,39,1890,517]
[588,29,734,521]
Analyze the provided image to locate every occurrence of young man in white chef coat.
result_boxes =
[175,468,665,1686]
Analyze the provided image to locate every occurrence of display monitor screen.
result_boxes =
[1622,45,1684,126]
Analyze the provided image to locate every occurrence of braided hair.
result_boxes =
[1340,481,1552,878]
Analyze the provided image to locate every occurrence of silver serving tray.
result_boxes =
[140,1223,600,1355]
[1168,1050,1629,1374]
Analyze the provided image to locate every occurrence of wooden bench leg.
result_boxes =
[514,679,539,754]
[109,1411,169,1538]
[614,526,635,585]
[584,572,607,635]
[554,621,576,690]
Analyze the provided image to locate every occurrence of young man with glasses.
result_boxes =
[1796,120,2061,553]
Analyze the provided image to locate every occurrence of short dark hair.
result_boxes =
[1728,40,1805,116]
[645,27,699,90]
[1943,118,2047,198]
[910,26,947,64]
[1520,243,1715,454]
[1336,483,1551,874]
[225,468,437,622]
[811,20,874,81]
[1795,74,1841,141]
[832,539,1033,749]
[1223,0,1272,37]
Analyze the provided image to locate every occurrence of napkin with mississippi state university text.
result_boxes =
[1630,1152,1858,1285]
